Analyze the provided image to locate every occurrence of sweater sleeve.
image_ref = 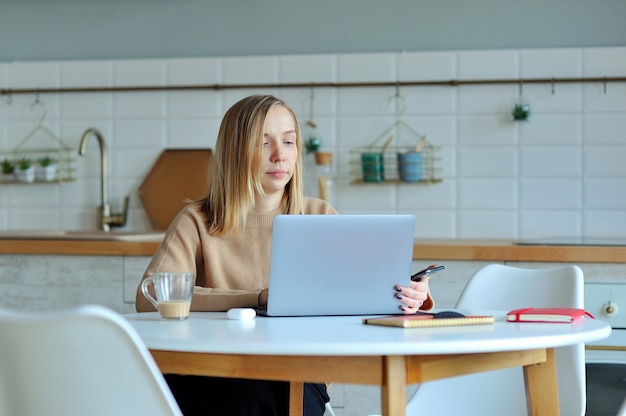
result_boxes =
[135,205,203,312]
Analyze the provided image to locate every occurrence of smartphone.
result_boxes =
[411,264,445,282]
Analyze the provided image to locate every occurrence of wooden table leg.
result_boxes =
[381,356,407,416]
[289,381,304,416]
[523,348,559,416]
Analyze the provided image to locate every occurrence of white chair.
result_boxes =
[616,394,626,416]
[0,304,182,416]
[324,402,337,415]
[404,264,586,416]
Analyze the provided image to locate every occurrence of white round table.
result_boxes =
[125,310,611,416]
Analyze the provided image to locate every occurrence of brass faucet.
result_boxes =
[78,128,129,232]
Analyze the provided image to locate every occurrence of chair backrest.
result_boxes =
[456,263,584,310]
[405,264,585,416]
[0,304,182,416]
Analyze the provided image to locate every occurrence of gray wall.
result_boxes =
[1,0,625,62]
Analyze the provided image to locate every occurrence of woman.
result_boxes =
[136,94,434,415]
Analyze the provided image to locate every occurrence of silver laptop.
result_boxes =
[260,214,416,317]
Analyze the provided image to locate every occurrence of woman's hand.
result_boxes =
[394,278,431,314]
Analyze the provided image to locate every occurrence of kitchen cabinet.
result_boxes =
[0,254,151,313]
[122,256,153,313]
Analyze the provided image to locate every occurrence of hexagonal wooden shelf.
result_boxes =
[139,149,212,230]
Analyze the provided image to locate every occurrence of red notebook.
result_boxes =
[507,307,594,323]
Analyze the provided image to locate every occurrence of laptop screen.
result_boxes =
[263,214,416,316]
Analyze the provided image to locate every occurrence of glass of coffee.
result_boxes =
[141,272,195,320]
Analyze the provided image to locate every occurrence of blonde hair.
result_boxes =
[199,95,304,235]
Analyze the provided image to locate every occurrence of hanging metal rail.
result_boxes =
[0,76,625,96]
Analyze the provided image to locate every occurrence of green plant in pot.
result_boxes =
[2,158,14,174]
[38,156,55,167]
[1,158,15,182]
[304,137,321,154]
[18,157,32,169]
[15,157,35,183]
[512,103,531,121]
[36,155,57,181]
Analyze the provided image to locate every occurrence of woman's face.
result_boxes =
[257,105,299,196]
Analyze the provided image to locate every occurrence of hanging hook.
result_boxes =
[32,89,41,105]
[603,77,607,94]
[518,81,524,97]
[388,84,407,118]
[30,91,48,125]
[551,78,555,95]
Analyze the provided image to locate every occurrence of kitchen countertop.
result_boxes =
[1,236,625,263]
[412,239,626,263]
[0,238,162,256]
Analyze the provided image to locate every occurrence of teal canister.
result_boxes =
[360,152,385,182]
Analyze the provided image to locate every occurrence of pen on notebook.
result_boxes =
[411,264,445,282]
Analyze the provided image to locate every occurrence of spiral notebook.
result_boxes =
[363,311,495,328]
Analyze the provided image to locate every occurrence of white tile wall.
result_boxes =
[0,46,625,239]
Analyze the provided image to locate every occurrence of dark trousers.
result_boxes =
[164,374,329,416]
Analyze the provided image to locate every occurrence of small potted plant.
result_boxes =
[512,103,531,121]
[15,157,35,183]
[304,137,321,154]
[36,155,57,182]
[1,158,15,182]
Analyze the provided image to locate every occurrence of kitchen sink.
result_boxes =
[0,230,165,242]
